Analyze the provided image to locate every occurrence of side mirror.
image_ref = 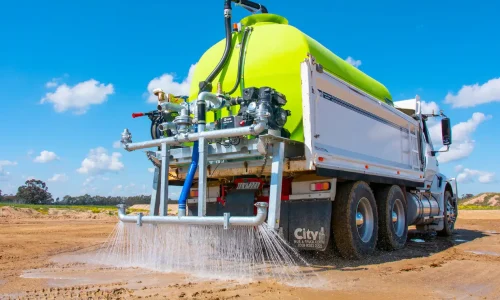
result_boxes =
[441,117,452,146]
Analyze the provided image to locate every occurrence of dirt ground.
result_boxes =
[1,209,500,299]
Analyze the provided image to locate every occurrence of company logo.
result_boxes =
[294,227,326,243]
[236,182,261,190]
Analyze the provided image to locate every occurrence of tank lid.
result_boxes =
[240,14,288,26]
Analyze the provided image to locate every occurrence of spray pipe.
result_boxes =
[117,202,269,227]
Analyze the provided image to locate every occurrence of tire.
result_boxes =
[375,185,408,250]
[332,181,378,259]
[438,190,456,236]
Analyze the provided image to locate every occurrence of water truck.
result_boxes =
[118,0,458,259]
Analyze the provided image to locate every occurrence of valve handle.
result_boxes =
[132,112,145,118]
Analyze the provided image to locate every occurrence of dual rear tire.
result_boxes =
[332,181,408,259]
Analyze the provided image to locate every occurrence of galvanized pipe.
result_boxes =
[198,92,224,110]
[123,122,266,151]
[197,129,208,217]
[157,102,185,112]
[117,202,269,226]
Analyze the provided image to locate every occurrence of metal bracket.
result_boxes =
[223,212,230,230]
[137,212,143,226]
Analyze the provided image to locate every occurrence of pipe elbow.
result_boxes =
[252,122,267,135]
[198,92,223,110]
[253,202,269,225]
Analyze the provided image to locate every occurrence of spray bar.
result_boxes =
[122,121,267,152]
[117,202,269,227]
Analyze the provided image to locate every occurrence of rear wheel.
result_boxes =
[376,185,408,250]
[438,190,456,236]
[332,181,378,259]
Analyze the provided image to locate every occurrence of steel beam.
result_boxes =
[267,141,285,230]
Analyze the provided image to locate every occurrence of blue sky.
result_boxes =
[1,0,499,198]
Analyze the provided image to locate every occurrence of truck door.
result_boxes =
[422,119,438,184]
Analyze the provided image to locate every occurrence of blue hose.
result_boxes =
[178,124,199,215]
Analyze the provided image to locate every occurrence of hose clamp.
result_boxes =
[224,8,232,18]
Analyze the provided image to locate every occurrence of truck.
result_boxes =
[117,0,458,260]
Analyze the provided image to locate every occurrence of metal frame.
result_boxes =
[117,120,274,229]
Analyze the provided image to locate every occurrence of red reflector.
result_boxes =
[318,157,325,162]
[190,189,198,198]
[239,121,246,126]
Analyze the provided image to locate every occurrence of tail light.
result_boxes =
[190,189,199,198]
[310,182,331,192]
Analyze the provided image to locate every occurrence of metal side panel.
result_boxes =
[300,59,424,184]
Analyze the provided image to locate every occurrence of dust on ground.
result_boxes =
[1,209,500,299]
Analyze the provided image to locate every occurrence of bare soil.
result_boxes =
[1,209,500,299]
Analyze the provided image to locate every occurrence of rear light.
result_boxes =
[310,182,331,191]
[190,189,198,198]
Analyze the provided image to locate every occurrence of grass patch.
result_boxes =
[127,208,149,214]
[0,203,117,214]
[459,205,500,210]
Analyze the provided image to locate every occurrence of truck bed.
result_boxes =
[166,56,425,187]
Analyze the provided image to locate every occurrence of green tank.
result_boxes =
[188,14,392,142]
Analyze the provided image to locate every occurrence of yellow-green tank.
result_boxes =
[188,14,392,142]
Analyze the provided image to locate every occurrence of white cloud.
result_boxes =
[113,141,122,149]
[77,147,124,175]
[45,78,59,88]
[113,184,123,193]
[0,160,17,181]
[420,101,440,115]
[456,168,496,184]
[83,176,95,186]
[41,79,114,114]
[34,150,59,163]
[146,64,196,103]
[455,165,464,173]
[345,56,362,68]
[428,112,491,163]
[0,160,17,167]
[148,167,155,173]
[48,173,69,182]
[445,77,500,108]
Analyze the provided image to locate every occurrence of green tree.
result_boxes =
[16,179,54,204]
[0,189,3,202]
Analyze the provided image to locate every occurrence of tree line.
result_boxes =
[0,179,150,206]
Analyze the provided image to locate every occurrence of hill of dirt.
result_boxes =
[461,193,500,207]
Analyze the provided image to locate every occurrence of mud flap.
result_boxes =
[217,190,256,217]
[281,200,332,251]
[187,203,218,216]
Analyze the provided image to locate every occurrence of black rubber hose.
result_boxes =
[226,27,250,95]
[232,0,268,13]
[199,1,233,93]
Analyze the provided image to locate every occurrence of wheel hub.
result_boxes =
[392,211,398,223]
[356,212,364,226]
[356,197,374,243]
[446,199,456,229]
[392,198,405,238]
